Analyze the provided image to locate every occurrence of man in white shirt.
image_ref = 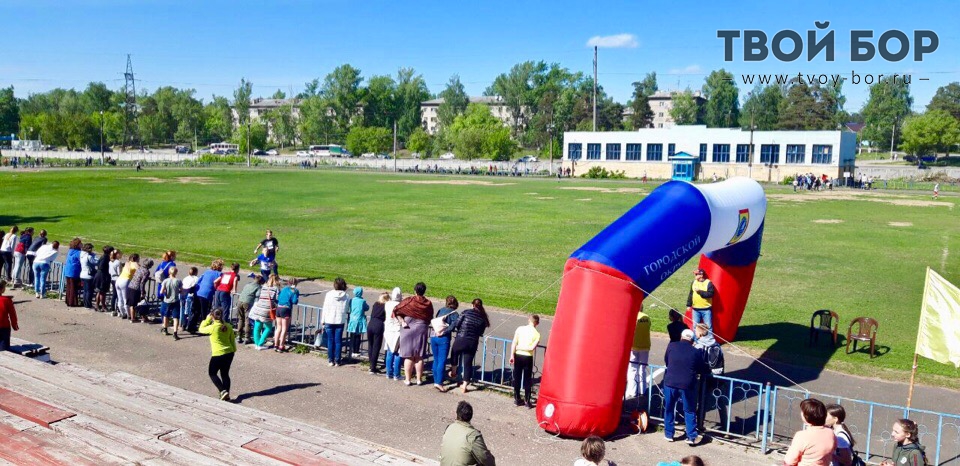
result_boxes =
[509,315,541,408]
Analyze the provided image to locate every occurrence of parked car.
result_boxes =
[518,155,539,163]
[377,153,392,159]
[439,152,456,160]
[295,150,309,156]
[175,145,190,154]
[361,152,376,158]
[266,149,279,156]
[253,149,267,156]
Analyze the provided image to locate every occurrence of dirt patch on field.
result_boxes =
[888,222,913,227]
[536,197,555,200]
[576,198,592,202]
[769,191,952,208]
[560,187,642,194]
[127,177,223,185]
[813,219,844,224]
[525,192,539,195]
[383,180,515,186]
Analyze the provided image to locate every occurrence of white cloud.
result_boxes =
[668,65,702,75]
[586,34,639,49]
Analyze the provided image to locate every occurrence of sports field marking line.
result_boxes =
[941,235,949,273]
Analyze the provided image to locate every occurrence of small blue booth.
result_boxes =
[669,152,699,182]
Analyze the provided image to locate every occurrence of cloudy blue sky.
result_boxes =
[3,0,958,112]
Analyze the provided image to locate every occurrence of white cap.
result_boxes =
[681,329,695,341]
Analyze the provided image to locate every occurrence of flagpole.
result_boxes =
[906,352,919,409]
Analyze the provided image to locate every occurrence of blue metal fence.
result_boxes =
[41,276,959,463]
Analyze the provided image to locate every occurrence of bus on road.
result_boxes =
[210,142,239,155]
[308,144,347,157]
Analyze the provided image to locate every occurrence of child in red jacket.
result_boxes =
[0,280,20,351]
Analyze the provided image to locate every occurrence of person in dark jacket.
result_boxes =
[663,329,708,445]
[693,324,727,432]
[880,419,927,466]
[366,292,389,374]
[450,298,490,393]
[667,309,687,342]
[126,258,154,322]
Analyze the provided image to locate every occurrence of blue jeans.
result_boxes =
[692,308,712,330]
[214,291,232,318]
[663,385,698,440]
[385,349,402,379]
[180,295,194,324]
[324,324,344,364]
[33,262,50,296]
[430,336,451,385]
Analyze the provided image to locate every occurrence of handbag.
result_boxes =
[431,316,448,336]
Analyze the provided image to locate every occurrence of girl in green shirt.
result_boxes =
[199,308,237,401]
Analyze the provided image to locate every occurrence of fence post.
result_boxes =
[760,382,771,454]
[865,403,874,462]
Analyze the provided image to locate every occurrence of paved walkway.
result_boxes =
[13,289,774,466]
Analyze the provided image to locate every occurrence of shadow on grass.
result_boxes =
[727,321,889,388]
[233,382,322,404]
[0,215,69,227]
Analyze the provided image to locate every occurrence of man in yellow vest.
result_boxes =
[626,306,651,400]
[686,268,716,331]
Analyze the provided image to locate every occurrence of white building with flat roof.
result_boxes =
[562,126,857,182]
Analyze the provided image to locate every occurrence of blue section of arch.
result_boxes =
[570,181,712,294]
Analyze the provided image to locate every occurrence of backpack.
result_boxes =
[705,344,724,375]
[837,431,866,466]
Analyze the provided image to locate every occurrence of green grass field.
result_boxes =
[2,168,959,387]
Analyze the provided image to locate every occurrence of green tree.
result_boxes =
[741,85,783,130]
[233,78,253,125]
[298,95,336,145]
[0,86,19,136]
[861,77,913,151]
[407,128,430,155]
[628,72,657,129]
[670,90,701,125]
[80,82,115,114]
[203,96,234,144]
[928,82,960,121]
[266,103,297,148]
[271,89,286,100]
[437,75,469,129]
[345,126,392,155]
[232,121,268,154]
[486,61,540,138]
[394,68,430,141]
[362,75,397,129]
[448,103,515,160]
[900,110,960,157]
[777,80,837,130]
[321,64,363,137]
[702,69,739,127]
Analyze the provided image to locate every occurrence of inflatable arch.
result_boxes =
[536,177,767,438]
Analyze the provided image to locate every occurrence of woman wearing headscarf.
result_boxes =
[383,287,403,380]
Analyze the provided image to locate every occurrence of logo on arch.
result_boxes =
[727,209,750,245]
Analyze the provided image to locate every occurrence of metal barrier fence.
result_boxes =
[767,385,960,465]
[38,276,960,463]
[14,260,64,295]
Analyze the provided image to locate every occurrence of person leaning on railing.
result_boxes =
[449,298,490,394]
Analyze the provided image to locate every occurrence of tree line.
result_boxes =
[1,63,958,159]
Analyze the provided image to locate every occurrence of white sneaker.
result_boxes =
[328,362,334,367]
